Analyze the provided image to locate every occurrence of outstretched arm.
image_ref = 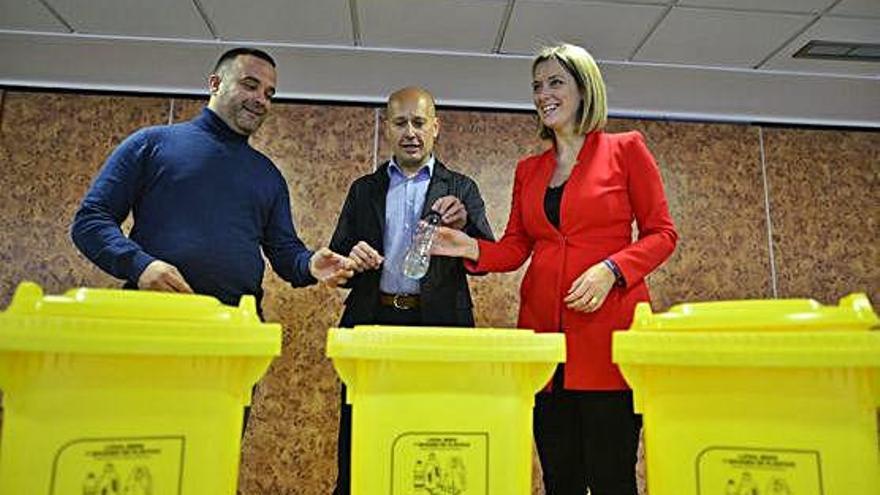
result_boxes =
[309,247,355,288]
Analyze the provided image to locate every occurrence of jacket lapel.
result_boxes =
[419,160,450,287]
[370,162,391,244]
[531,149,559,233]
[558,131,602,232]
[421,160,451,218]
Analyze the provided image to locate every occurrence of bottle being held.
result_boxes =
[403,211,442,280]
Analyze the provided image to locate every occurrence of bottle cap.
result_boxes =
[424,211,442,224]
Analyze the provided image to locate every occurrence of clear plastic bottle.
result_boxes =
[402,211,442,280]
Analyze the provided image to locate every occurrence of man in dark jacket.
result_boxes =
[329,86,493,494]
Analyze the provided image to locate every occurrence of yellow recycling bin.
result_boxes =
[613,293,880,495]
[0,282,281,495]
[327,326,565,495]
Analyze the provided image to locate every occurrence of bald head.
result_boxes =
[385,86,440,172]
[387,86,436,117]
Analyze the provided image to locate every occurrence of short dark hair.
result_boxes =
[213,47,276,73]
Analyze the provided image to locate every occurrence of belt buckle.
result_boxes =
[392,293,408,310]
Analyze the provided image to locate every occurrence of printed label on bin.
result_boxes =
[50,436,184,495]
[391,432,488,495]
[697,447,823,495]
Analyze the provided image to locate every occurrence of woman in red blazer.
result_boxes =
[432,43,677,495]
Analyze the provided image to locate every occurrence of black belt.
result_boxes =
[379,292,420,310]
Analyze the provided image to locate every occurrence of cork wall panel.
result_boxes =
[241,103,375,495]
[763,128,879,305]
[606,119,774,310]
[0,92,171,306]
[0,91,171,450]
[2,89,876,495]
[169,96,204,122]
[432,109,545,328]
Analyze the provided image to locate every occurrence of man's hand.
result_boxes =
[309,247,355,287]
[348,241,383,273]
[137,260,194,293]
[431,195,467,230]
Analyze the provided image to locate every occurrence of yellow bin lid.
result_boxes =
[327,326,566,363]
[613,293,880,367]
[0,282,281,356]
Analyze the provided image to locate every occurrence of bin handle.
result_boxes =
[5,282,260,324]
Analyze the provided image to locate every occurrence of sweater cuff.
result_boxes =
[129,251,157,286]
[298,249,319,287]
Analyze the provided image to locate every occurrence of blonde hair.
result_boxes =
[532,43,607,139]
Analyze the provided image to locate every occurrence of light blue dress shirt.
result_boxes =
[379,156,435,295]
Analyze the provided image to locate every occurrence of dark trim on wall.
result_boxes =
[757,121,880,133]
[2,84,878,133]
[0,85,384,110]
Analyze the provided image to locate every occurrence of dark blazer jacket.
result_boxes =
[330,159,494,328]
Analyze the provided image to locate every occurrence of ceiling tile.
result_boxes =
[199,0,352,44]
[503,0,666,59]
[0,0,68,32]
[596,1,673,3]
[679,0,834,14]
[829,0,880,17]
[359,0,507,52]
[762,16,880,76]
[2,31,877,127]
[48,0,210,38]
[634,7,811,67]
[0,32,222,91]
[589,0,673,3]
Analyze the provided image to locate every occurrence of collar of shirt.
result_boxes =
[387,155,435,186]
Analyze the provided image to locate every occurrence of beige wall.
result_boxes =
[0,90,877,494]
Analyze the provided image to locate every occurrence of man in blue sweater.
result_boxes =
[72,48,353,314]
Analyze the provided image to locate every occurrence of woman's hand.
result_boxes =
[564,261,616,313]
[430,226,480,261]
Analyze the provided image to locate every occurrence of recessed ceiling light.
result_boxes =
[793,40,880,62]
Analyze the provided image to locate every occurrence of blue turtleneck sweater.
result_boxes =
[72,108,316,308]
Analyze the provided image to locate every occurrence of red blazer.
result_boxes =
[469,131,677,390]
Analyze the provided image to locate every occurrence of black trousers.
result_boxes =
[332,305,424,495]
[242,307,264,437]
[242,402,253,437]
[534,367,641,495]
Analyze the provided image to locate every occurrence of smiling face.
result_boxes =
[532,57,583,137]
[385,88,440,171]
[207,54,276,135]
